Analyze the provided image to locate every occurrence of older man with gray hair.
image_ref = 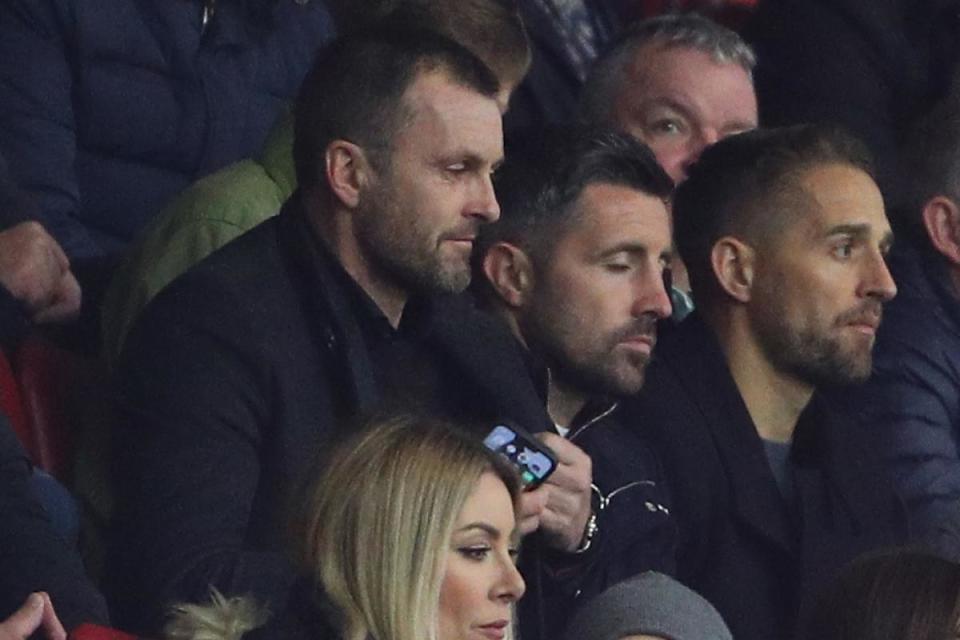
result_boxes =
[581,14,758,309]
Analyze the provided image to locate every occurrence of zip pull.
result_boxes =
[201,0,217,35]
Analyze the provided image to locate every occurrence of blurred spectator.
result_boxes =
[474,127,677,640]
[562,572,733,640]
[100,0,532,366]
[0,414,107,634]
[745,0,960,211]
[579,12,757,314]
[107,29,549,636]
[504,0,622,133]
[832,88,960,560]
[628,125,906,640]
[0,0,336,260]
[801,549,960,640]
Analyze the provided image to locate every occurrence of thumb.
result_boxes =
[2,594,44,638]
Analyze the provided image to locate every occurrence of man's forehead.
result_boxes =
[569,183,672,244]
[793,163,890,236]
[395,70,503,157]
[621,44,757,118]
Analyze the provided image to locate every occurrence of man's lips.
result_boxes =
[619,333,656,354]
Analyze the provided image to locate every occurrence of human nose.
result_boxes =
[468,173,500,224]
[492,554,526,603]
[861,248,897,302]
[633,266,673,320]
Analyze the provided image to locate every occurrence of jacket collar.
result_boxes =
[665,315,797,553]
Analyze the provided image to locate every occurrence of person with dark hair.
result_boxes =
[474,127,677,639]
[625,124,907,640]
[579,12,757,318]
[107,28,551,636]
[802,548,960,640]
[100,0,535,368]
[830,87,960,561]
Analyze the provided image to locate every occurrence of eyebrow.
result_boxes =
[456,522,502,538]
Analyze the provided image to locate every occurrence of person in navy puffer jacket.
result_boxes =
[0,0,336,260]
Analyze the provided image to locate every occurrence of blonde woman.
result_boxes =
[168,415,525,640]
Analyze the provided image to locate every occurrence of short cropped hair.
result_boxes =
[802,548,960,640]
[673,124,875,304]
[294,27,500,192]
[300,414,521,640]
[326,0,530,90]
[901,85,960,245]
[580,13,756,124]
[473,126,673,303]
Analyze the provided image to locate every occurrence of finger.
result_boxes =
[38,593,66,640]
[45,233,71,274]
[33,271,81,324]
[518,513,540,537]
[518,486,548,517]
[1,593,45,639]
[536,433,590,467]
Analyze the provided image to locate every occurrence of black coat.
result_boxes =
[625,315,907,640]
[0,415,108,631]
[107,195,551,635]
[519,401,677,640]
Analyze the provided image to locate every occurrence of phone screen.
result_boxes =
[483,424,556,488]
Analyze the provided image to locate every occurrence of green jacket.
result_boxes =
[102,110,296,366]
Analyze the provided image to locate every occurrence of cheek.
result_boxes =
[438,559,482,635]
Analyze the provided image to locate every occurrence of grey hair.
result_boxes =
[580,13,756,124]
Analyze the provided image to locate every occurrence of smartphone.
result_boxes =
[483,423,557,489]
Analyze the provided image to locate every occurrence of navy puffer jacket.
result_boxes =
[0,0,335,258]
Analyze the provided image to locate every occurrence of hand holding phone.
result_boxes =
[483,424,557,489]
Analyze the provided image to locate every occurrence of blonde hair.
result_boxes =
[299,415,521,640]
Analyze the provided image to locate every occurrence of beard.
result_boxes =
[354,182,473,296]
[525,311,658,399]
[755,301,882,387]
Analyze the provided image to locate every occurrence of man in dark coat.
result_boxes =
[474,127,678,640]
[627,124,907,640]
[831,91,960,560]
[107,28,552,636]
[0,0,336,259]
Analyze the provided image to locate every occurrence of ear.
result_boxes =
[711,237,755,303]
[922,196,960,266]
[325,140,372,209]
[482,242,535,308]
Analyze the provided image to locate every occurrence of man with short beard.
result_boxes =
[108,29,552,637]
[473,127,677,640]
[625,124,907,640]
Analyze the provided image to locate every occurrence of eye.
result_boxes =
[605,262,632,273]
[446,163,467,174]
[647,118,687,137]
[831,239,855,259]
[458,546,491,561]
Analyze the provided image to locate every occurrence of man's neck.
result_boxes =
[306,195,407,328]
[546,375,589,431]
[710,313,814,443]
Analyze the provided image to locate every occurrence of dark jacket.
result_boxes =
[0,0,335,258]
[505,0,620,136]
[520,400,677,640]
[745,0,960,208]
[0,414,108,632]
[107,195,551,635]
[831,245,960,559]
[625,315,907,640]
